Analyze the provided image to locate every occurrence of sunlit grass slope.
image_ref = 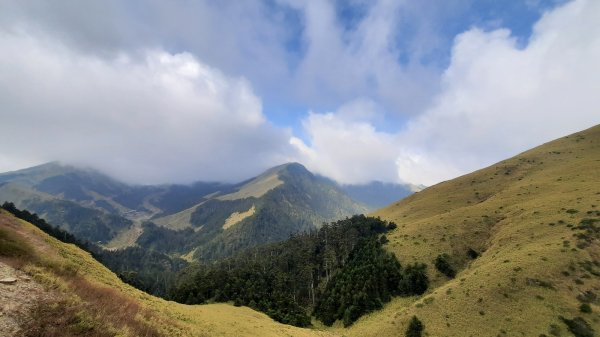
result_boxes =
[341,125,600,336]
[0,210,336,337]
[2,124,599,337]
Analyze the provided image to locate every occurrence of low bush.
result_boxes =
[406,316,424,337]
[579,303,592,313]
[434,254,456,278]
[467,248,480,259]
[560,316,594,337]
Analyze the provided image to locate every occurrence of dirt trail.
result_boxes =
[0,261,56,336]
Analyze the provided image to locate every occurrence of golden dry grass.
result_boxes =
[217,171,283,201]
[223,204,256,229]
[152,205,197,230]
[0,210,337,337]
[337,124,600,336]
[3,124,600,336]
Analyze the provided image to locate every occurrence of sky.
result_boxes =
[0,0,599,186]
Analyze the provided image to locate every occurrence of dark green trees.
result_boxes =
[400,263,429,295]
[171,215,429,327]
[434,253,456,278]
[406,316,424,337]
[314,238,403,326]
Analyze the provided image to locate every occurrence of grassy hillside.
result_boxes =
[2,125,599,336]
[0,209,337,337]
[334,125,600,336]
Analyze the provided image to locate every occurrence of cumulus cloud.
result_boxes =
[291,99,400,184]
[296,0,600,186]
[394,0,600,184]
[0,28,293,184]
[1,0,598,187]
[286,0,441,115]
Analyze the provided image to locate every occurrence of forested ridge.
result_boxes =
[2,202,430,328]
[137,163,367,262]
[171,215,429,327]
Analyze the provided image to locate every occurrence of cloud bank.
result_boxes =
[293,0,600,185]
[0,0,599,187]
[0,29,293,183]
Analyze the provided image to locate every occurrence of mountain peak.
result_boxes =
[266,162,309,174]
[0,161,72,186]
[244,162,312,185]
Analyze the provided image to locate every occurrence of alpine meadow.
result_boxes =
[1,1,599,336]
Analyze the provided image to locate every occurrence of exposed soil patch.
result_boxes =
[0,261,57,336]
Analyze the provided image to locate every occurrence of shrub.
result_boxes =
[406,316,424,337]
[434,254,456,278]
[579,303,592,313]
[549,323,561,336]
[400,263,429,295]
[467,248,480,259]
[560,316,594,337]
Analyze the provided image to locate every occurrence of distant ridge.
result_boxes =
[0,161,383,260]
[1,124,598,336]
[339,180,419,209]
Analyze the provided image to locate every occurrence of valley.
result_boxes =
[1,124,599,336]
[0,162,413,260]
[2,1,599,336]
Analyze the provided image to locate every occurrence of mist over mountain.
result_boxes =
[338,181,423,210]
[2,124,598,336]
[0,161,414,260]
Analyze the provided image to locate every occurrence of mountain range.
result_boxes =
[1,123,598,336]
[0,161,414,260]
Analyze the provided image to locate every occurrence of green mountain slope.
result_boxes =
[2,124,599,337]
[0,162,370,260]
[0,163,147,241]
[142,163,369,260]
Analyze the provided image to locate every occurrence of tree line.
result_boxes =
[170,215,429,327]
[2,203,430,327]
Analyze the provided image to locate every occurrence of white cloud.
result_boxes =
[291,100,400,184]
[296,0,600,186]
[0,29,293,184]
[1,0,598,188]
[285,0,441,115]
[395,0,600,184]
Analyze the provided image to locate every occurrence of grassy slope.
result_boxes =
[0,210,336,337]
[339,125,600,336]
[3,125,599,336]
